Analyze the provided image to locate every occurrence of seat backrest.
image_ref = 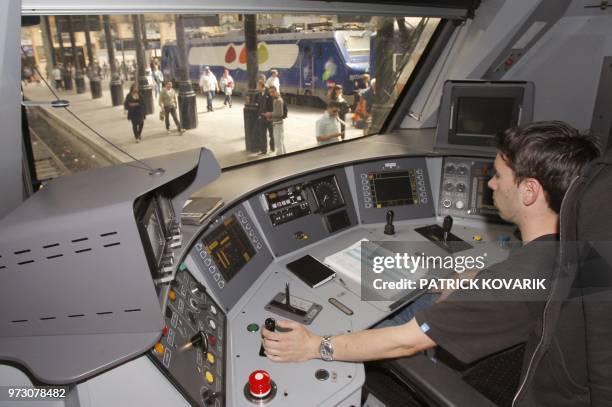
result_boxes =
[515,147,612,406]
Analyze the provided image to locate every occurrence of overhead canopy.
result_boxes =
[22,0,480,19]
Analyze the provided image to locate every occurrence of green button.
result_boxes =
[247,323,259,332]
[179,262,187,271]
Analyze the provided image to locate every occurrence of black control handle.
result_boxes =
[264,317,276,331]
[184,331,209,354]
[442,215,453,243]
[259,318,276,357]
[384,210,395,235]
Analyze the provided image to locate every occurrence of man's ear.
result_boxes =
[520,178,542,207]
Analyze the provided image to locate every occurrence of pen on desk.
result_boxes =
[338,277,347,287]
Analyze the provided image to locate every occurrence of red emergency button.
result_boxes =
[162,326,169,336]
[207,334,217,346]
[249,370,271,398]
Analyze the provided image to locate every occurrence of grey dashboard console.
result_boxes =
[186,204,274,312]
[248,167,358,257]
[353,157,435,224]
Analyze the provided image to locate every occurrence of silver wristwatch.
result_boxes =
[319,335,334,361]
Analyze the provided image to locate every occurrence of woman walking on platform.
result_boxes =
[220,69,234,108]
[124,84,146,143]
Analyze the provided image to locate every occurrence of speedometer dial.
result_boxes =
[311,175,345,213]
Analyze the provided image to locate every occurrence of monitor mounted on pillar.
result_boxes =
[435,80,535,152]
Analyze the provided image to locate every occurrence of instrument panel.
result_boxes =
[353,157,435,223]
[438,157,499,219]
[150,267,227,407]
[250,168,358,257]
[187,204,274,311]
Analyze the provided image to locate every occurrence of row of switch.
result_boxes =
[237,210,263,251]
[197,249,226,290]
[445,164,468,175]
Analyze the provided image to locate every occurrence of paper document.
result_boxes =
[324,239,429,300]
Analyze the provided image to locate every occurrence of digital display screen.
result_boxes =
[202,215,256,282]
[369,171,418,207]
[264,183,307,211]
[456,97,516,137]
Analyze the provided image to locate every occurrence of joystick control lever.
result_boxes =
[180,330,209,353]
[442,215,453,244]
[259,318,276,357]
[384,210,395,235]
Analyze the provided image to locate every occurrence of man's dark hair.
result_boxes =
[327,101,342,110]
[496,120,600,213]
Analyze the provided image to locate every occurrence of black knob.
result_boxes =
[264,318,276,332]
[384,210,395,235]
[202,389,218,406]
[442,215,453,243]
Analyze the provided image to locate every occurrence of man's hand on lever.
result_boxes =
[262,320,321,363]
[262,319,436,363]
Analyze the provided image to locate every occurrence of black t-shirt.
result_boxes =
[415,234,558,364]
[415,234,591,406]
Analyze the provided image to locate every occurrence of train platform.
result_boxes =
[22,79,364,169]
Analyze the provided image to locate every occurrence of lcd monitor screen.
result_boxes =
[202,215,256,282]
[456,97,517,137]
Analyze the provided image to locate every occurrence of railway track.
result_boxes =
[30,127,70,181]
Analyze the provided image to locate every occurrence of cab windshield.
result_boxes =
[21,13,441,181]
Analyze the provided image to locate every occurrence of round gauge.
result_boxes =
[312,176,344,213]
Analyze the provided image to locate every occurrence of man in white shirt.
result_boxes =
[52,65,63,90]
[265,69,280,94]
[199,66,219,112]
[316,101,343,145]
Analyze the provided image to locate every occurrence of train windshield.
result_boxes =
[21,13,441,179]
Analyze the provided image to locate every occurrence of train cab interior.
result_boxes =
[1,0,611,406]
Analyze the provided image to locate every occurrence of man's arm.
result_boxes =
[317,132,343,142]
[262,318,435,363]
[316,120,342,142]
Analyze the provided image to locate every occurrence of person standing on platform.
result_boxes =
[265,69,280,93]
[329,85,350,139]
[124,84,146,143]
[199,66,219,112]
[159,81,183,134]
[220,69,234,108]
[52,65,63,90]
[264,85,286,155]
[253,80,271,155]
[152,65,163,99]
[352,73,370,111]
[316,101,343,145]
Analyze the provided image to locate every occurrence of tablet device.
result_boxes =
[286,255,336,288]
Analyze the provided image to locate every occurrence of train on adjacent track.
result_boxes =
[161,30,371,105]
